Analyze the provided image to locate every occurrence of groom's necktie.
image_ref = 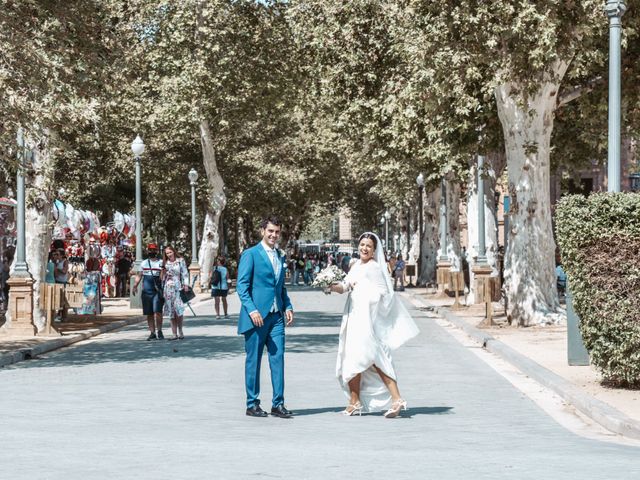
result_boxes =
[267,248,279,313]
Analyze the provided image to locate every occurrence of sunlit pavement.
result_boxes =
[1,287,638,479]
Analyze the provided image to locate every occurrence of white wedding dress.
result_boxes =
[336,245,420,412]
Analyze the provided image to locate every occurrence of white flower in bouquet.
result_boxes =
[312,265,346,293]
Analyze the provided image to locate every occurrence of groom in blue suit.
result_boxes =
[237,215,294,418]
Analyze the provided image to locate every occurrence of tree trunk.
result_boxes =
[466,151,505,302]
[6,138,54,332]
[418,186,439,286]
[237,216,248,256]
[495,70,567,326]
[197,119,226,290]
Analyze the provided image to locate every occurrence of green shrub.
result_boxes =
[555,193,640,388]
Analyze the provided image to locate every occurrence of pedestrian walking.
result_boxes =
[53,248,69,285]
[44,251,55,284]
[394,254,406,291]
[289,255,299,285]
[211,256,230,319]
[340,252,352,274]
[295,255,305,285]
[304,255,313,285]
[162,245,189,340]
[0,255,10,306]
[115,252,132,297]
[132,243,165,341]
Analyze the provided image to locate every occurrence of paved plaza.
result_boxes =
[1,288,639,479]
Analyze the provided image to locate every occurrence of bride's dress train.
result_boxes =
[335,258,419,412]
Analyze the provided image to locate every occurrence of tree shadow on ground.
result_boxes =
[12,331,339,370]
[293,406,454,417]
[184,311,341,328]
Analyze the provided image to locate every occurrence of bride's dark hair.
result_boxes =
[358,232,377,250]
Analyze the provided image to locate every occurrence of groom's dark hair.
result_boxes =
[260,214,282,229]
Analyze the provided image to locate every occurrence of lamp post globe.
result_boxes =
[131,135,145,157]
[416,173,425,188]
[188,168,199,185]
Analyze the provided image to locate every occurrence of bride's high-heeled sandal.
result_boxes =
[342,402,363,416]
[384,399,407,418]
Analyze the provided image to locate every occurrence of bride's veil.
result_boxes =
[359,232,419,349]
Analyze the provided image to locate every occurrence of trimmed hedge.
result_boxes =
[555,193,640,388]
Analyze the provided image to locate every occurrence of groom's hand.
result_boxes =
[250,311,264,327]
[285,309,294,326]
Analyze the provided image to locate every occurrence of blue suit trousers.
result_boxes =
[244,312,285,409]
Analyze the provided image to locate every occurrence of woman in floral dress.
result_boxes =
[162,246,190,340]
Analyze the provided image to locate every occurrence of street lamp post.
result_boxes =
[13,130,30,278]
[188,168,200,290]
[606,0,627,193]
[384,210,391,251]
[476,155,488,266]
[436,177,451,295]
[438,178,448,262]
[130,135,145,308]
[416,173,425,285]
[5,128,36,336]
[472,154,494,318]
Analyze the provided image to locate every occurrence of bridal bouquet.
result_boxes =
[312,265,346,293]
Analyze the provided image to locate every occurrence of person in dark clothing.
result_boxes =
[116,254,132,297]
[132,244,164,340]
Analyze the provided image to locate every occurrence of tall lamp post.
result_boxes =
[5,128,37,336]
[606,0,627,193]
[436,177,451,295]
[130,135,145,308]
[188,168,200,290]
[416,173,424,285]
[476,155,488,266]
[384,210,391,251]
[472,154,494,318]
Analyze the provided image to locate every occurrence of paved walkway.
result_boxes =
[1,288,638,479]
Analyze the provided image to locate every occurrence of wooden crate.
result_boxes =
[64,282,85,309]
[40,283,65,336]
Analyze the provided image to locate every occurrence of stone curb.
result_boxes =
[0,315,146,369]
[404,292,640,441]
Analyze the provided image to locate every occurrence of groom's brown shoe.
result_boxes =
[246,405,268,417]
[271,405,293,418]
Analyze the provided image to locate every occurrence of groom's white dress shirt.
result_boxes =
[262,241,280,313]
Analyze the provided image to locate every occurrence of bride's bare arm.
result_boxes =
[329,281,350,294]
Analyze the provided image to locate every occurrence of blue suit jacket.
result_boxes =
[236,243,293,334]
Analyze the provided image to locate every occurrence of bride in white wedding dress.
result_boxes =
[329,232,419,418]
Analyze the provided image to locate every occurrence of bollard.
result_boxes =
[566,281,590,366]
